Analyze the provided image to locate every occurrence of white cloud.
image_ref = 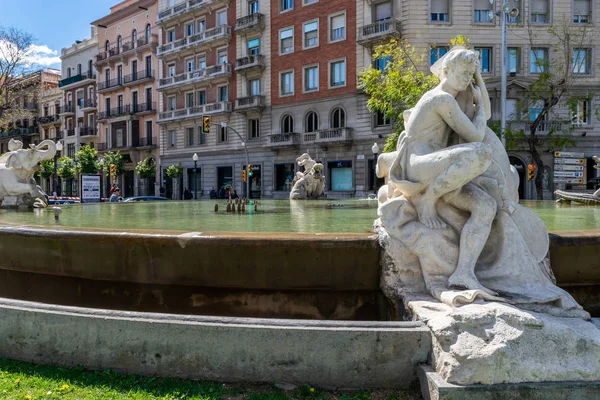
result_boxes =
[0,40,61,67]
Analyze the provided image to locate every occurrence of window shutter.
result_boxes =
[431,0,449,13]
[531,0,548,13]
[375,2,392,20]
[574,0,590,14]
[332,15,345,30]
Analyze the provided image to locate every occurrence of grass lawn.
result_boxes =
[0,358,423,400]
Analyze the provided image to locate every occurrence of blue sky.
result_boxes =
[0,0,116,70]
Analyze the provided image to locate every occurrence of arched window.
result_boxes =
[117,35,123,52]
[77,63,82,75]
[305,111,318,132]
[67,67,71,78]
[281,114,294,134]
[330,107,345,128]
[132,29,137,45]
[146,24,151,43]
[105,40,110,52]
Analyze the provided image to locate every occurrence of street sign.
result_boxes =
[554,158,585,165]
[356,154,365,160]
[80,175,101,203]
[554,171,584,178]
[554,178,584,184]
[554,164,584,171]
[555,151,585,158]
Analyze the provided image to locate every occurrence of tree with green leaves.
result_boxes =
[57,156,75,180]
[135,157,156,180]
[35,159,54,180]
[503,17,599,199]
[359,36,470,152]
[165,163,183,179]
[102,151,125,177]
[74,145,100,175]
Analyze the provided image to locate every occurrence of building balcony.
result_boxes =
[58,71,96,89]
[97,105,133,121]
[357,19,401,47]
[157,0,229,26]
[158,101,232,124]
[23,102,38,111]
[97,77,123,93]
[78,99,97,112]
[133,136,158,148]
[235,95,265,113]
[66,128,75,137]
[135,34,159,53]
[131,102,157,116]
[96,143,108,152]
[157,25,232,59]
[0,126,39,139]
[158,63,232,91]
[39,115,61,125]
[123,69,155,87]
[95,46,121,66]
[59,104,74,116]
[267,133,299,148]
[302,127,353,144]
[494,120,564,134]
[235,54,266,74]
[79,127,97,139]
[235,13,265,34]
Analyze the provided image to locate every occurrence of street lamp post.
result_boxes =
[371,142,379,195]
[220,122,250,199]
[53,141,63,197]
[192,153,198,199]
[497,1,519,148]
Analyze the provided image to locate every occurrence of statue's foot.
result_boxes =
[416,200,446,229]
[447,270,498,297]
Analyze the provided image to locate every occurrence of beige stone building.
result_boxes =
[92,0,160,197]
[38,86,63,194]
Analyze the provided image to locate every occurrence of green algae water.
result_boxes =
[0,200,598,233]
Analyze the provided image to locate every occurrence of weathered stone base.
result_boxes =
[419,365,600,400]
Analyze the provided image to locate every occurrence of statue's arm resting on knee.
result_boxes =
[438,92,487,143]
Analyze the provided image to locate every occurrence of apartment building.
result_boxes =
[58,27,98,161]
[0,69,61,154]
[371,0,600,199]
[92,0,160,197]
[38,87,64,193]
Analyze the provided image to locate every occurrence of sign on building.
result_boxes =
[554,151,587,186]
[80,175,101,203]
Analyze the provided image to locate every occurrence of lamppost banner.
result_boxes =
[81,175,101,203]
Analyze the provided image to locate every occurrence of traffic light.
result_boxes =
[248,164,253,177]
[241,169,247,182]
[527,164,536,180]
[110,163,116,177]
[202,116,211,133]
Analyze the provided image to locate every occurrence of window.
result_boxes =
[572,48,591,74]
[304,20,319,48]
[430,46,448,65]
[280,28,293,54]
[169,130,176,147]
[530,0,549,23]
[168,96,176,111]
[117,95,123,113]
[508,47,520,74]
[197,55,206,70]
[375,111,391,127]
[330,13,346,42]
[197,19,206,32]
[374,1,392,21]
[199,126,206,144]
[328,160,353,191]
[88,60,93,74]
[187,127,195,146]
[146,24,151,41]
[249,79,261,96]
[217,10,227,26]
[117,36,123,52]
[249,0,259,14]
[186,92,194,107]
[116,129,124,148]
[281,0,293,12]
[431,0,450,22]
[146,120,152,139]
[280,70,294,95]
[304,65,319,91]
[573,0,591,23]
[217,48,228,64]
[145,55,152,73]
[67,67,71,78]
[475,47,492,73]
[132,29,137,44]
[77,63,82,75]
[105,40,110,52]
[331,107,346,128]
[572,99,591,126]
[304,0,317,4]
[330,59,346,87]
[248,38,260,55]
[197,90,206,105]
[530,48,548,73]
[67,143,76,158]
[146,87,152,106]
[167,29,175,43]
[218,85,228,102]
[275,163,295,191]
[186,58,194,72]
[248,118,260,138]
[185,22,195,36]
[281,114,294,133]
[167,63,176,77]
[219,126,228,142]
[473,0,493,23]
[305,111,318,132]
[117,65,123,84]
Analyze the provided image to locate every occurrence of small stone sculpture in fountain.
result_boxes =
[555,155,600,204]
[375,46,600,388]
[0,139,57,209]
[289,153,326,200]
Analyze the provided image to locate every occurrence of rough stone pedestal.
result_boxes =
[419,365,600,400]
